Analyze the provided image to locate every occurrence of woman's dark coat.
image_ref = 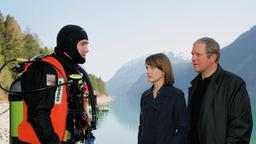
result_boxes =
[138,84,187,144]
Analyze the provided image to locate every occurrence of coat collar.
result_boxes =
[188,64,223,98]
[142,84,174,111]
[143,84,172,97]
[190,64,223,86]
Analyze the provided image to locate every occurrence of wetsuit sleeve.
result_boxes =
[20,62,60,143]
[170,91,188,144]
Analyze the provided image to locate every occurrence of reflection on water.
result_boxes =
[110,97,140,128]
[94,108,138,144]
[93,96,139,144]
[250,93,256,144]
[96,109,109,127]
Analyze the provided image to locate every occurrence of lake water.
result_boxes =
[250,94,256,144]
[93,109,138,144]
[93,97,140,144]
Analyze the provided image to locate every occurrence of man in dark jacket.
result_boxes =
[188,37,253,144]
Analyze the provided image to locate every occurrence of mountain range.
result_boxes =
[107,25,256,110]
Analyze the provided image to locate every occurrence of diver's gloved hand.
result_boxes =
[79,112,89,130]
[73,113,90,142]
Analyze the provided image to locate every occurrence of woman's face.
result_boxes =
[146,64,165,84]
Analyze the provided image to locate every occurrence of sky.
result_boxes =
[0,0,256,81]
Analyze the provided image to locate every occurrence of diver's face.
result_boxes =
[77,39,89,59]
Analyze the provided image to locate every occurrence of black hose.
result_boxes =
[76,65,97,130]
[0,59,70,95]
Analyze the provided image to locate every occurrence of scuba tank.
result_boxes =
[0,58,27,143]
[9,77,23,143]
[0,55,97,143]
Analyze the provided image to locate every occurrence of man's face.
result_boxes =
[77,39,89,60]
[191,42,213,74]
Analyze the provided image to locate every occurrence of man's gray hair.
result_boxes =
[194,37,220,62]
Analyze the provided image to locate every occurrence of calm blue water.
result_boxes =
[93,108,138,144]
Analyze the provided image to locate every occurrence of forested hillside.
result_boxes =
[89,74,108,95]
[0,12,50,89]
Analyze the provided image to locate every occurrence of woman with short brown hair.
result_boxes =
[138,53,187,144]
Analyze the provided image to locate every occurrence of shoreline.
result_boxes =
[0,102,9,144]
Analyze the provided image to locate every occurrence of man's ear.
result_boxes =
[210,53,218,62]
